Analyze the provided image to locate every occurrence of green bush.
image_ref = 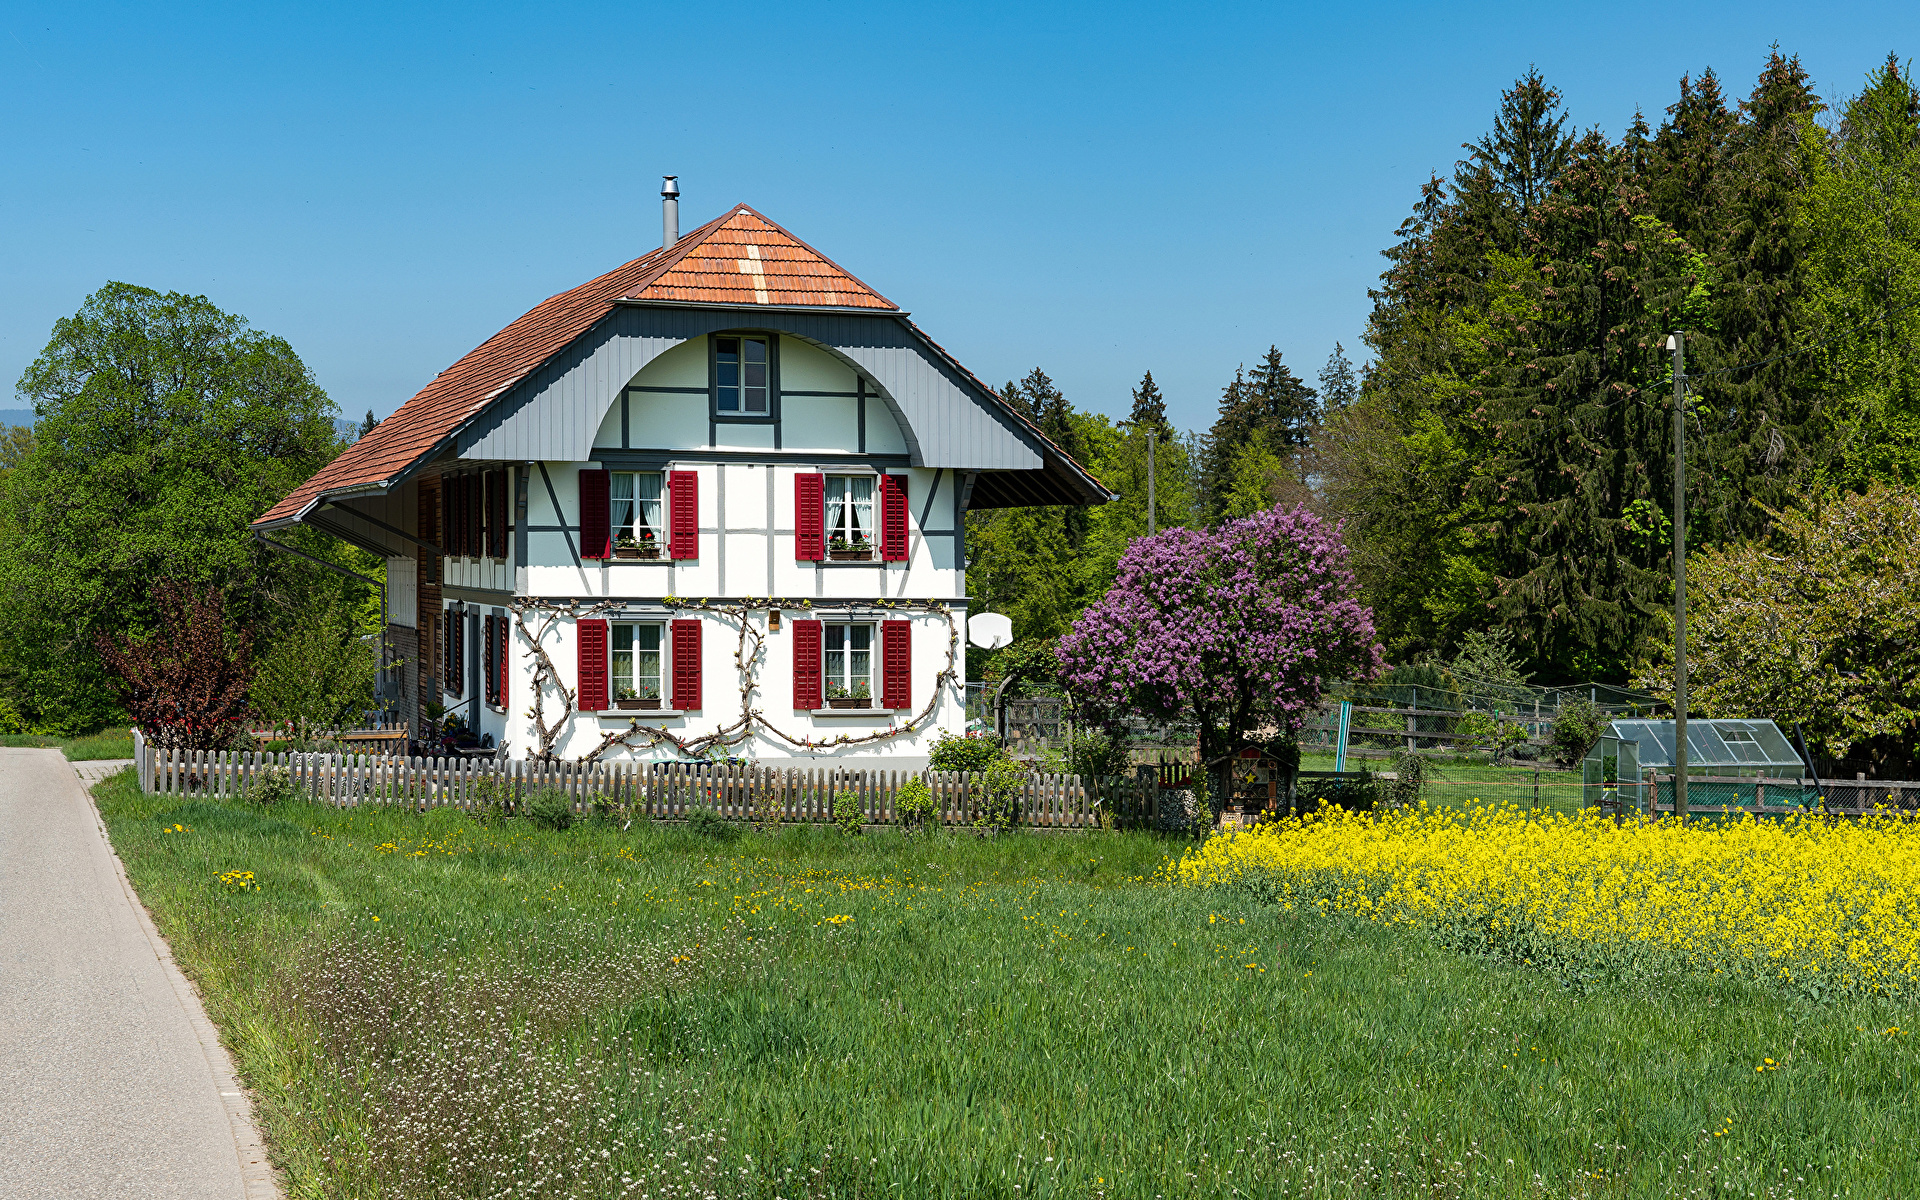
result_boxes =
[0,697,30,736]
[525,790,575,832]
[895,775,938,835]
[469,776,518,825]
[247,765,303,807]
[929,730,1005,772]
[1064,728,1131,780]
[975,756,1027,832]
[686,806,739,841]
[832,790,865,835]
[1551,698,1607,767]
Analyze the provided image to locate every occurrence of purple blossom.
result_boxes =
[1057,506,1384,762]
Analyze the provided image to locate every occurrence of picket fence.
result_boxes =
[132,731,1103,829]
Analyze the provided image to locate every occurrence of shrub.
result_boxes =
[975,756,1027,832]
[247,765,303,807]
[1385,750,1437,808]
[831,790,865,835]
[525,790,575,832]
[895,776,937,835]
[685,806,739,841]
[94,580,254,751]
[1065,728,1131,780]
[929,730,1005,772]
[470,776,518,825]
[0,697,31,736]
[1551,697,1608,767]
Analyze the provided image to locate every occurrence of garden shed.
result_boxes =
[1595,718,1808,780]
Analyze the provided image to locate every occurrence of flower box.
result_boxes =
[613,546,660,560]
[828,548,873,561]
[826,697,871,709]
[615,698,662,710]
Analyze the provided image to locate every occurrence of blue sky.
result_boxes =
[3,2,1916,435]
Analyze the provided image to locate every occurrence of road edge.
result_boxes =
[81,766,284,1200]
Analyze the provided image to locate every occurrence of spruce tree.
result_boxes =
[1457,67,1575,226]
[1474,132,1692,679]
[1649,69,1738,253]
[1684,50,1821,543]
[1318,344,1358,413]
[1128,371,1168,438]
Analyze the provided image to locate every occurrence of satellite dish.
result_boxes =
[968,612,1013,650]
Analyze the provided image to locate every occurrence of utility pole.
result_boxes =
[1668,332,1689,822]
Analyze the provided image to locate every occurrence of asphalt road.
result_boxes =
[0,748,270,1199]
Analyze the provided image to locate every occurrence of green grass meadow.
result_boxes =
[1,725,136,759]
[93,769,1914,1199]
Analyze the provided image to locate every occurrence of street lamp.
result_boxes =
[1115,419,1157,535]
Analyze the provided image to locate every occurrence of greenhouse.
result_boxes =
[1601,718,1808,778]
[1581,718,1810,810]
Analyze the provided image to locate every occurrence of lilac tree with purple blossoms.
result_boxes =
[1057,506,1384,810]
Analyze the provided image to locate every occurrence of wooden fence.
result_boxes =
[132,732,1105,829]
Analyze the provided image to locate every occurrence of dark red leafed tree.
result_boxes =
[95,581,255,751]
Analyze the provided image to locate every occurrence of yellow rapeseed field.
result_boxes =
[1167,803,1920,995]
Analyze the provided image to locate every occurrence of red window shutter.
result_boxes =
[794,472,824,560]
[458,476,474,557]
[449,611,465,697]
[671,619,702,710]
[578,469,611,560]
[482,616,495,704]
[576,619,609,712]
[880,473,909,562]
[791,619,823,709]
[881,620,911,709]
[669,470,699,559]
[488,469,509,558]
[463,475,477,557]
[447,477,463,557]
[467,475,482,559]
[487,614,503,706]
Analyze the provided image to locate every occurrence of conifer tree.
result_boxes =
[1457,67,1576,227]
[1473,132,1693,678]
[1650,69,1738,252]
[1201,349,1316,520]
[1128,371,1168,437]
[1318,344,1359,413]
[1683,49,1822,543]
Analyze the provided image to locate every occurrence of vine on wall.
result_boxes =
[509,597,959,763]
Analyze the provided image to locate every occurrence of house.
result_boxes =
[252,184,1109,765]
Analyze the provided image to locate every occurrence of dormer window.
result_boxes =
[714,335,771,415]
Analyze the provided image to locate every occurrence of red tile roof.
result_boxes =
[254,205,895,527]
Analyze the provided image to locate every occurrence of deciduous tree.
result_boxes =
[1058,506,1383,810]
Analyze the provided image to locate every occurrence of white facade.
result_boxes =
[429,332,971,767]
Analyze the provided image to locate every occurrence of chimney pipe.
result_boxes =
[661,176,679,248]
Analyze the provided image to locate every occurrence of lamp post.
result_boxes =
[1116,420,1157,535]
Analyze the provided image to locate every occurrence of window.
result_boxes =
[824,474,874,552]
[611,623,664,702]
[714,335,771,415]
[823,623,873,702]
[609,471,665,554]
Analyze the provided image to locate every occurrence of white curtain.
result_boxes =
[825,478,848,542]
[849,476,874,543]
